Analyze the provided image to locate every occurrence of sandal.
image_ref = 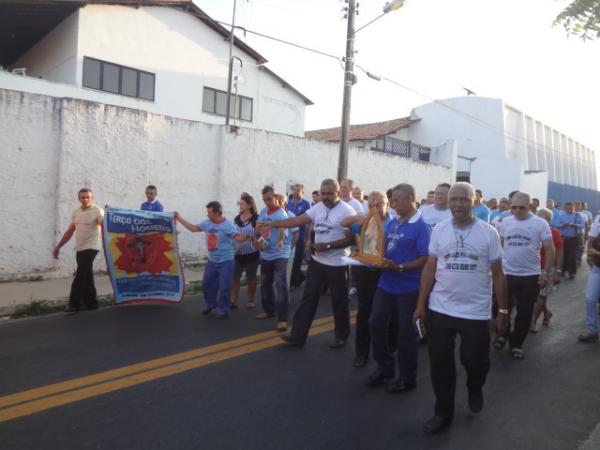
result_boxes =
[246,302,256,309]
[511,348,525,359]
[493,336,507,350]
[229,303,238,309]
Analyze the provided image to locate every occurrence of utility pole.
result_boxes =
[225,0,237,128]
[337,0,356,182]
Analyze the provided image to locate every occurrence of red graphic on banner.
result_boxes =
[114,234,173,274]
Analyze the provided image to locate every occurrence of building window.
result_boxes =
[202,87,253,122]
[82,57,155,101]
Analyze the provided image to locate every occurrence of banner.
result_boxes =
[103,208,184,305]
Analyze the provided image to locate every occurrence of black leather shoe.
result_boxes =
[353,355,368,367]
[63,306,79,315]
[423,416,451,434]
[386,379,417,393]
[468,389,484,413]
[328,338,347,349]
[280,333,304,346]
[365,370,393,387]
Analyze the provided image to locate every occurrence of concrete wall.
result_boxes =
[5,5,309,137]
[0,88,453,280]
[10,11,79,85]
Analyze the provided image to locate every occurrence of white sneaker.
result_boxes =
[349,287,357,296]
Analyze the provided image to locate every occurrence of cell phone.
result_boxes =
[415,319,426,339]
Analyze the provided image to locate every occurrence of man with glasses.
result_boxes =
[261,179,356,348]
[495,192,555,359]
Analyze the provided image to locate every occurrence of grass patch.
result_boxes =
[11,300,64,319]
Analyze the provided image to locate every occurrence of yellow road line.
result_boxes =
[0,315,338,410]
[0,319,342,422]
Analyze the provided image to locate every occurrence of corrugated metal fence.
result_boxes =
[547,181,600,216]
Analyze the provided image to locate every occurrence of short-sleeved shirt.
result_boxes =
[258,208,291,261]
[489,209,502,223]
[428,218,503,320]
[287,198,311,240]
[473,203,490,222]
[197,219,239,263]
[344,197,365,216]
[557,211,584,238]
[234,213,259,256]
[589,217,600,267]
[140,200,164,212]
[498,214,553,276]
[378,212,431,294]
[420,204,452,230]
[541,227,562,268]
[305,201,356,266]
[71,205,104,251]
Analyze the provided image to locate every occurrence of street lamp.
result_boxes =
[337,0,406,181]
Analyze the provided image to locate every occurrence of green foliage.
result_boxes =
[11,300,63,318]
[554,0,600,40]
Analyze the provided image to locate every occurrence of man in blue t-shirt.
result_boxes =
[472,189,490,222]
[365,184,431,393]
[175,202,247,318]
[287,184,311,289]
[140,185,164,212]
[255,186,294,331]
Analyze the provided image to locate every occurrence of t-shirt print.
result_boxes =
[207,232,219,251]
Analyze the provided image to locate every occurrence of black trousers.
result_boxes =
[354,266,398,357]
[562,236,578,276]
[428,309,491,422]
[290,236,306,287]
[289,259,350,342]
[68,249,99,310]
[505,275,540,349]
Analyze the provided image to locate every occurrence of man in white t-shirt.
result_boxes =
[413,182,508,434]
[263,178,356,348]
[340,178,365,215]
[420,182,452,230]
[53,188,105,314]
[496,192,555,359]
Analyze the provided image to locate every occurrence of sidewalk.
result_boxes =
[0,268,205,317]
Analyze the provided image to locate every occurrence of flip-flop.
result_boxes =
[511,348,525,359]
[246,302,256,309]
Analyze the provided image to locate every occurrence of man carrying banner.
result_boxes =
[176,202,248,319]
[53,188,105,314]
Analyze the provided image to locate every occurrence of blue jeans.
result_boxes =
[203,259,234,315]
[585,266,600,334]
[260,258,289,321]
[369,288,419,383]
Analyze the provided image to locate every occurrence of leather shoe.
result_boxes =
[468,389,484,413]
[328,337,347,349]
[201,307,213,316]
[386,379,417,393]
[353,355,368,367]
[423,416,451,434]
[280,333,304,346]
[365,370,393,387]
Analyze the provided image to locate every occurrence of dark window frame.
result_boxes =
[202,86,253,122]
[82,56,155,101]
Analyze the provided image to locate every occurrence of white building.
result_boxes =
[404,96,597,204]
[0,0,312,137]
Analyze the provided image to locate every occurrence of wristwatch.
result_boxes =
[326,243,332,250]
[498,308,509,315]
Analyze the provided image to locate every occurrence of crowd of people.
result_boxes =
[52,179,600,435]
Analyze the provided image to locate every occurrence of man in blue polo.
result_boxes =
[140,185,164,212]
[365,183,431,393]
[288,184,311,289]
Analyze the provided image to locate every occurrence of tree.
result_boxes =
[554,0,600,40]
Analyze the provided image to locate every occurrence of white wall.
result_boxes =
[10,11,79,85]
[0,88,453,280]
[76,5,307,136]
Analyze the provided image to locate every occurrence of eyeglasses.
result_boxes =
[511,206,527,210]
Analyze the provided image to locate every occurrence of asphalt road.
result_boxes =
[1,267,600,450]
